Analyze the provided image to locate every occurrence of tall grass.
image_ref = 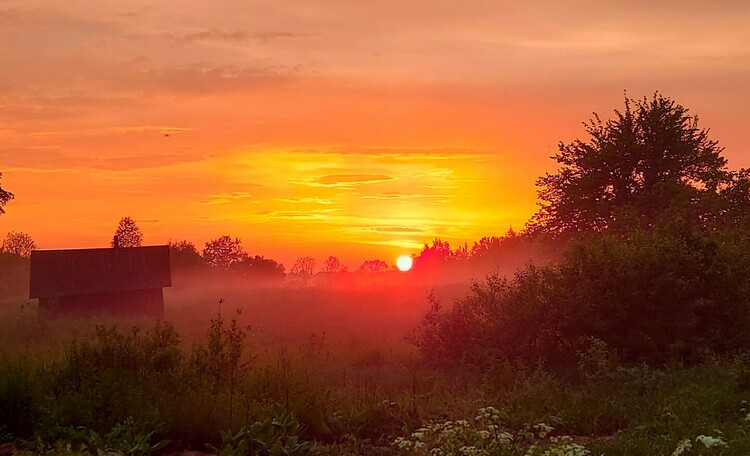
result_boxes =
[3,274,750,454]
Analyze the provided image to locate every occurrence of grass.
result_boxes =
[2,278,750,455]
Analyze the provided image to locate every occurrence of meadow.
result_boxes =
[2,266,750,456]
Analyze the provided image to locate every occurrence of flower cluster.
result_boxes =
[525,436,590,456]
[671,434,727,456]
[392,407,590,456]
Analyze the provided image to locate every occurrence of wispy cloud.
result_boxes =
[165,29,314,47]
[0,150,212,171]
[256,208,341,220]
[201,191,253,205]
[295,174,396,188]
[274,197,336,205]
[358,225,427,234]
[361,192,455,200]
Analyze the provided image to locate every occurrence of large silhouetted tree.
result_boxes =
[112,217,143,247]
[1,231,36,257]
[0,172,13,215]
[203,236,247,269]
[528,93,728,235]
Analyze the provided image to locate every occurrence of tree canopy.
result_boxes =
[169,239,205,270]
[290,256,317,277]
[322,256,347,273]
[112,217,143,248]
[528,93,733,235]
[1,231,36,257]
[357,259,389,273]
[0,172,13,215]
[202,236,246,269]
[232,255,286,280]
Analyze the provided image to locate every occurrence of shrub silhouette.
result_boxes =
[414,223,750,367]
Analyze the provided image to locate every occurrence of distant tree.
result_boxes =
[470,236,502,259]
[0,172,13,215]
[111,216,143,247]
[232,255,286,280]
[469,228,520,259]
[1,231,36,257]
[169,239,205,269]
[203,236,247,269]
[290,256,317,277]
[322,256,347,273]
[528,93,729,235]
[357,259,389,273]
[412,238,469,269]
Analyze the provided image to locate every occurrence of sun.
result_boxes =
[396,255,413,272]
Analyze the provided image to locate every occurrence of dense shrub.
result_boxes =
[414,223,750,367]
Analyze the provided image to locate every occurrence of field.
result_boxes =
[2,271,750,456]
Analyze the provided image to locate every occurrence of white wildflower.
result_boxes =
[534,423,555,438]
[497,431,514,443]
[671,438,692,456]
[695,434,727,448]
[458,445,487,456]
[525,436,590,456]
[395,437,414,450]
[476,406,502,422]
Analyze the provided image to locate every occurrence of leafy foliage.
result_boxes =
[322,256,347,273]
[529,93,732,235]
[0,172,12,215]
[203,235,247,269]
[0,232,36,258]
[168,239,205,270]
[207,405,312,456]
[357,259,389,273]
[413,239,468,270]
[232,255,286,280]
[29,418,169,456]
[290,257,317,278]
[414,225,750,367]
[111,217,143,248]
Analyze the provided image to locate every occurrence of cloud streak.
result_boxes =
[165,29,313,46]
[296,174,396,188]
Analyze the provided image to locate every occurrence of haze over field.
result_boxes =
[1,1,749,265]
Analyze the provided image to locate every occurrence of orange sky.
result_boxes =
[1,1,748,267]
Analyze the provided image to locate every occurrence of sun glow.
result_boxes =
[396,255,413,272]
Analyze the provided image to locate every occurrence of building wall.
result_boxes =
[39,288,164,317]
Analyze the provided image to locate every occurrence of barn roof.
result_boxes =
[29,245,171,298]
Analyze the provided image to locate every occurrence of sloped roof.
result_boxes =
[30,246,171,298]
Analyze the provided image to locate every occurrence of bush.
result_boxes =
[414,224,750,368]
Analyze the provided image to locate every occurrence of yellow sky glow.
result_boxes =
[1,1,748,267]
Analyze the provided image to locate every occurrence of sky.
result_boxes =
[1,0,748,267]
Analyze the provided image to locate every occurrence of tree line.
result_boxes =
[1,212,537,280]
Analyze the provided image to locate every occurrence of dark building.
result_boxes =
[29,245,171,316]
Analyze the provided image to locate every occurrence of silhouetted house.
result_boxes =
[29,245,171,316]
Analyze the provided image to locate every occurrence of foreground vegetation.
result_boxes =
[1,311,750,455]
